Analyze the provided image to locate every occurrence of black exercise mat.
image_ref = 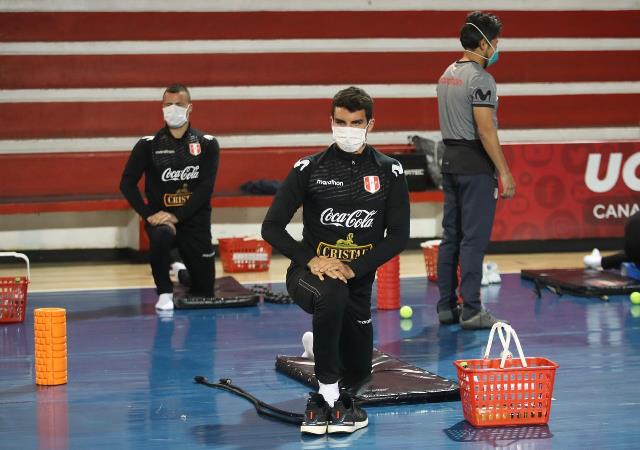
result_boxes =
[174,276,259,309]
[276,349,460,405]
[522,268,640,300]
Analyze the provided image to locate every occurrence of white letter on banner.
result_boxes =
[585,153,622,193]
[622,152,640,192]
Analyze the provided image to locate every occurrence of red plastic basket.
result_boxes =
[421,241,461,303]
[422,243,440,282]
[218,237,272,273]
[454,323,559,427]
[0,252,30,324]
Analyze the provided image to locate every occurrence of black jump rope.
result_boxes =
[195,287,370,424]
[193,286,301,422]
[194,376,304,424]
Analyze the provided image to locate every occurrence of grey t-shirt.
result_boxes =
[437,60,498,175]
[437,60,498,140]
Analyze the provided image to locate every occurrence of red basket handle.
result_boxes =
[0,252,30,281]
[483,322,527,368]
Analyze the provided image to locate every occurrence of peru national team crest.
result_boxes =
[189,143,201,156]
[363,175,380,194]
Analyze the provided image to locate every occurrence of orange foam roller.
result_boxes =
[34,308,67,386]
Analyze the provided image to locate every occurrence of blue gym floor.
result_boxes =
[2,274,639,449]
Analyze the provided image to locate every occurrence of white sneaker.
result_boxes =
[583,248,602,269]
[301,331,314,360]
[155,293,174,311]
[481,264,490,286]
[485,262,502,284]
[170,262,187,279]
[482,262,501,285]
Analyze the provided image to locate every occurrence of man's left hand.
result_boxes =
[308,256,355,283]
[322,261,355,283]
[147,211,178,226]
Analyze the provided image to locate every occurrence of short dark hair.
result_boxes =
[460,11,502,50]
[331,86,374,121]
[164,83,191,102]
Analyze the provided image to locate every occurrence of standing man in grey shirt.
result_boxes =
[436,11,515,329]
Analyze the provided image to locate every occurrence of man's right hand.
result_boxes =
[147,211,178,226]
[500,172,516,199]
[307,256,341,281]
[307,256,354,283]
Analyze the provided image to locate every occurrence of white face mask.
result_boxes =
[163,104,189,128]
[332,124,368,153]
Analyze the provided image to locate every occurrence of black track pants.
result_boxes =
[146,223,215,296]
[286,263,374,385]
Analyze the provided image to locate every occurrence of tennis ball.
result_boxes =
[399,305,413,319]
[630,291,640,305]
[460,361,468,368]
[400,319,413,331]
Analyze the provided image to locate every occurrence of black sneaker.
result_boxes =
[327,392,368,434]
[300,393,331,435]
[459,308,508,330]
[438,304,461,325]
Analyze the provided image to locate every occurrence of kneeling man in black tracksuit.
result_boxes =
[120,84,219,311]
[262,87,410,435]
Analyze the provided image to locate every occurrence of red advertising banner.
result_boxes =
[492,141,640,241]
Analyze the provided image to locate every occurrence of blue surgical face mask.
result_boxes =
[465,22,499,68]
[486,47,499,67]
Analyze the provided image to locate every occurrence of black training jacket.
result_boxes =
[119,126,219,227]
[262,144,410,279]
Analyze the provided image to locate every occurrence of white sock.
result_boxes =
[584,248,602,269]
[318,381,339,407]
[301,331,314,360]
[155,293,174,311]
[170,262,187,278]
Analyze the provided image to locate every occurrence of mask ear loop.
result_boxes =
[464,22,496,61]
[363,119,373,144]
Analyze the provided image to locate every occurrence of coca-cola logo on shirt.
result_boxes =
[320,208,377,228]
[161,166,200,182]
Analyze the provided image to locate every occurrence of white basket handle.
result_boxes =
[0,252,30,280]
[483,322,527,368]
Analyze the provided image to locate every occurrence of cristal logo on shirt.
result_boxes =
[316,233,373,261]
[161,166,199,182]
[163,184,191,207]
[320,208,377,228]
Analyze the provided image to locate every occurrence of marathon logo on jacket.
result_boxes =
[316,233,373,262]
[320,208,377,228]
[363,176,380,193]
[163,184,191,207]
[189,143,201,156]
[161,166,199,182]
[316,179,344,187]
